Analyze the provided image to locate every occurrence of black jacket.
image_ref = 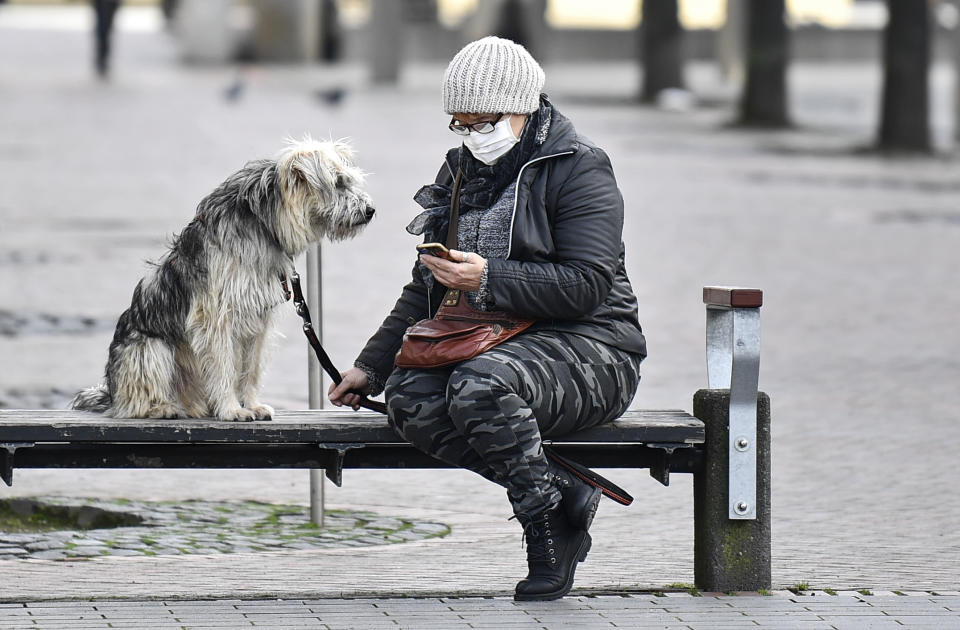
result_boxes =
[356,106,646,386]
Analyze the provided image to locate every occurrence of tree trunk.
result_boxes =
[738,0,789,127]
[878,0,931,151]
[640,0,684,102]
[493,0,547,61]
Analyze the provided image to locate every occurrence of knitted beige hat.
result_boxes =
[442,36,545,115]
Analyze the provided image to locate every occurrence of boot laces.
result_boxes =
[549,472,572,488]
[520,514,557,566]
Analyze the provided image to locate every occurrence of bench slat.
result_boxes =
[0,409,703,445]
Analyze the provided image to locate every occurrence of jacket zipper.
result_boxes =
[444,149,575,259]
[506,151,575,259]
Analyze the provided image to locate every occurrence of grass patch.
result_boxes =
[787,582,810,595]
[666,583,701,596]
[0,506,77,533]
[824,588,838,596]
[0,501,84,533]
[858,589,873,596]
[0,498,143,533]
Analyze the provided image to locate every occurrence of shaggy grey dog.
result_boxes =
[71,139,374,421]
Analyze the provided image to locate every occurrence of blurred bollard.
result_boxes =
[251,0,319,62]
[175,0,234,64]
[369,0,402,83]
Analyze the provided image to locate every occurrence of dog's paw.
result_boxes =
[247,403,274,421]
[218,407,258,422]
[146,404,182,419]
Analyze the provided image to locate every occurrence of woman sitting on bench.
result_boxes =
[329,36,646,601]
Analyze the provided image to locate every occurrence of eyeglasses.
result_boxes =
[448,114,505,136]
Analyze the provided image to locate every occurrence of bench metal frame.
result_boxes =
[0,410,704,488]
[704,287,762,520]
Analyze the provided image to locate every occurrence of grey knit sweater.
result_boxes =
[459,184,515,310]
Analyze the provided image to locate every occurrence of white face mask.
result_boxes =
[462,116,520,165]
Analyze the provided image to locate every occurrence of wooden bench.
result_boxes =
[0,286,770,592]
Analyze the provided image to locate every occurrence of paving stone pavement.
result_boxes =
[1,6,960,627]
[3,593,960,630]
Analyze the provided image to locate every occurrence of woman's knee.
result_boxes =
[447,357,523,414]
[384,368,449,442]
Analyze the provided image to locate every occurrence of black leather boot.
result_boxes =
[514,504,592,601]
[549,461,602,531]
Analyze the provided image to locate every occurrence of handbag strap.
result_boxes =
[445,169,463,251]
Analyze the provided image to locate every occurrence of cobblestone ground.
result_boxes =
[1,4,959,616]
[0,496,448,559]
[3,593,960,630]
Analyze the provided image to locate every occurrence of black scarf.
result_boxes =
[456,103,546,211]
[408,96,553,240]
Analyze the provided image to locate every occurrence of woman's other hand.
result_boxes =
[419,249,486,291]
[328,368,370,410]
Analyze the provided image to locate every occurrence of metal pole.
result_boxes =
[306,243,324,527]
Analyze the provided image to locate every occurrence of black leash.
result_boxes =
[544,448,634,506]
[284,271,388,415]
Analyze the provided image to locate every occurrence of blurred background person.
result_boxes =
[93,0,121,77]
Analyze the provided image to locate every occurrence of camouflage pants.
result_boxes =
[384,330,642,517]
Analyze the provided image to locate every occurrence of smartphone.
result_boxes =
[416,242,452,260]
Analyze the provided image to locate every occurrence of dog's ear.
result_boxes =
[281,157,313,191]
[291,164,309,184]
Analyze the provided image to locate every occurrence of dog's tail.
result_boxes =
[70,382,112,413]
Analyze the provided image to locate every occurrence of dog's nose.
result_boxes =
[364,205,376,220]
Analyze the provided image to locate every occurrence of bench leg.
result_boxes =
[693,389,771,592]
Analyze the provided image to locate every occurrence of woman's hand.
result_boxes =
[328,368,370,410]
[419,249,486,291]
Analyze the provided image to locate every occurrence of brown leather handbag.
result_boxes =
[395,170,534,370]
